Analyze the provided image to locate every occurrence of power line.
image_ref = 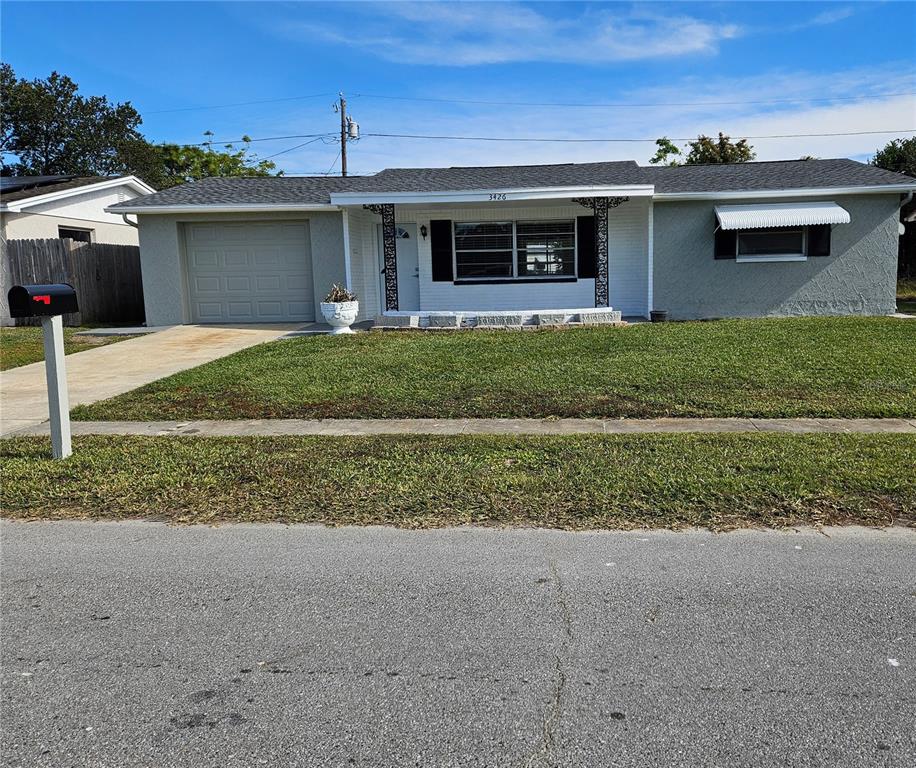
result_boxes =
[260,136,330,160]
[363,128,916,143]
[8,126,912,158]
[352,91,916,109]
[200,132,335,146]
[141,89,916,115]
[145,93,336,115]
[323,149,342,176]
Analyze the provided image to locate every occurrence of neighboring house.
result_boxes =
[0,175,156,245]
[107,159,915,325]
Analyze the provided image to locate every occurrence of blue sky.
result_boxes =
[2,1,915,175]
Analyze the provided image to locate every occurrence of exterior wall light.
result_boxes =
[420,224,428,240]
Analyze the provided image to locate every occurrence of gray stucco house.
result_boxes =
[107,158,916,326]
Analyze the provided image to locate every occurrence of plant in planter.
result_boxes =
[320,284,359,334]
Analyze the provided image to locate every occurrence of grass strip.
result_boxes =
[72,318,916,421]
[3,434,913,530]
[0,327,136,370]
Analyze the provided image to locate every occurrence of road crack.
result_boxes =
[524,560,573,768]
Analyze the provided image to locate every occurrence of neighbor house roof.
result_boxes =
[0,175,156,211]
[0,176,112,202]
[108,158,916,212]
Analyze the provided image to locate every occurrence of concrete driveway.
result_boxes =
[1,522,913,767]
[0,324,299,435]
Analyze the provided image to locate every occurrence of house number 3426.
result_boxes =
[488,193,507,201]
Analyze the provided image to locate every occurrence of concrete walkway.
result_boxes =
[0,324,300,436]
[7,416,916,437]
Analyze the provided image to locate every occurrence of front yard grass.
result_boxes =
[73,317,916,420]
[2,434,913,529]
[0,327,136,371]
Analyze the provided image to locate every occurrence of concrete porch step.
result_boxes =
[374,308,624,330]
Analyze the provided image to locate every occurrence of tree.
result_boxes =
[0,65,280,188]
[871,137,916,178]
[153,141,279,188]
[648,132,756,166]
[0,66,149,177]
[649,137,681,166]
[0,63,19,157]
[684,133,756,164]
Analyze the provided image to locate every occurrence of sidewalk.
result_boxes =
[6,417,916,437]
[0,324,300,436]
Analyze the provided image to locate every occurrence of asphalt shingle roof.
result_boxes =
[110,158,915,209]
[0,176,114,203]
[367,161,647,191]
[644,158,913,193]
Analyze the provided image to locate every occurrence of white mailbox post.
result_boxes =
[40,314,72,459]
[8,284,78,459]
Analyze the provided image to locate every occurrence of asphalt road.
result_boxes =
[1,522,913,768]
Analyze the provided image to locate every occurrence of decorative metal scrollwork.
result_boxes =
[571,196,628,307]
[364,203,398,311]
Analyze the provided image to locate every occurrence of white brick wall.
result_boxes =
[347,201,650,315]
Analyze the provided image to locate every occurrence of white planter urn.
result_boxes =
[320,300,359,334]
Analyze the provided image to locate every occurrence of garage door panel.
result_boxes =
[253,248,282,266]
[224,249,250,267]
[191,249,220,268]
[256,301,284,317]
[196,302,224,319]
[255,275,282,292]
[186,222,314,323]
[194,276,221,293]
[189,225,218,244]
[227,303,254,320]
[226,276,252,292]
[284,273,311,291]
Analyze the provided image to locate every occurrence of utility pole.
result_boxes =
[339,92,348,177]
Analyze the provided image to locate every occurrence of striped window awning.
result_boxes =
[714,202,851,230]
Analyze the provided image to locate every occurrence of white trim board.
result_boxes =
[106,203,341,214]
[331,185,655,205]
[2,176,156,213]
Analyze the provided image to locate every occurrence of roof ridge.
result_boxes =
[644,157,863,171]
[377,160,637,173]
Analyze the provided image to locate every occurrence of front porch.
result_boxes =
[333,185,654,323]
[372,306,624,330]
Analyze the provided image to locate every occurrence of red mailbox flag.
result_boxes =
[33,295,51,305]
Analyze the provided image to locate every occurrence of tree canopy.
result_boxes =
[649,133,756,166]
[0,64,279,188]
[870,137,916,178]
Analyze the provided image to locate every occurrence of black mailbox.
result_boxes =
[8,283,79,318]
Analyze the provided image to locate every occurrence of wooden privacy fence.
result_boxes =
[5,238,145,326]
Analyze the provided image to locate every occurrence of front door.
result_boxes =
[378,224,420,311]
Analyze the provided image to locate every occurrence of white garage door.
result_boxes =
[185,222,315,323]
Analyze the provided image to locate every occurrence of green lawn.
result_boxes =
[73,317,916,420]
[2,434,913,529]
[0,327,136,371]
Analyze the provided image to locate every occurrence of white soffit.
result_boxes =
[714,201,850,230]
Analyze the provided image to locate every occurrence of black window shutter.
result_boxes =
[714,228,737,259]
[430,219,453,281]
[576,216,596,278]
[807,224,831,257]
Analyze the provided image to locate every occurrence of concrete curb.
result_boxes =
[5,417,916,438]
